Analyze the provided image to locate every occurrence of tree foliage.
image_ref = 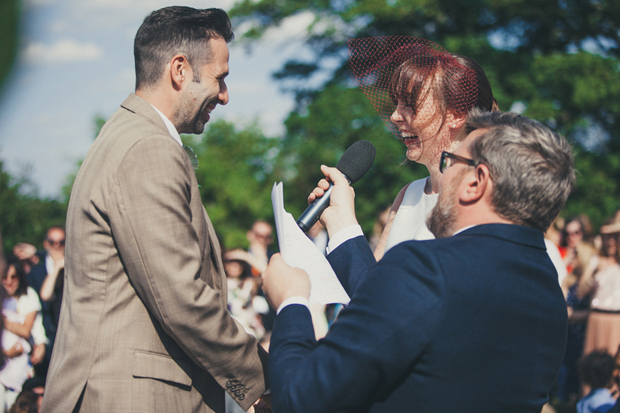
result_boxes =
[230,0,620,230]
[0,161,67,255]
[0,0,20,92]
[183,120,281,250]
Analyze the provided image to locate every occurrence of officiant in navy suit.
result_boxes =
[262,109,575,413]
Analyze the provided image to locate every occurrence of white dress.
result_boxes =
[384,178,437,253]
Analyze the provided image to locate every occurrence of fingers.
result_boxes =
[307,179,331,204]
[13,243,36,260]
[320,165,349,186]
[11,342,23,356]
[262,254,311,310]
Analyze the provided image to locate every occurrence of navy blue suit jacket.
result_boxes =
[269,224,567,413]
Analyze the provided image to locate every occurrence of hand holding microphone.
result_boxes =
[297,140,376,236]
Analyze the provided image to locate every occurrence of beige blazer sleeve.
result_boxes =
[109,137,267,408]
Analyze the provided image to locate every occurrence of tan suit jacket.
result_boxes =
[42,94,268,413]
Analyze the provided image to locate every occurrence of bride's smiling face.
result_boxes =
[390,90,449,166]
[387,60,464,169]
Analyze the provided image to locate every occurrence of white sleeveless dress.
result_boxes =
[384,178,437,253]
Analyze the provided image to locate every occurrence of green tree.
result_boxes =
[230,0,620,230]
[0,161,67,255]
[183,120,280,249]
[0,0,20,92]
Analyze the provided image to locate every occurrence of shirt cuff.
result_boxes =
[326,224,364,254]
[277,296,310,315]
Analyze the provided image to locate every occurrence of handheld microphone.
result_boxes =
[297,140,376,233]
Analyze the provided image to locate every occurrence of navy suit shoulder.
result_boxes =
[271,232,447,412]
[326,235,376,295]
[270,224,567,413]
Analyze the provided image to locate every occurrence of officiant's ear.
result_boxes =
[170,54,189,91]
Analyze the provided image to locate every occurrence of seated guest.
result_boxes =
[0,257,48,410]
[577,350,616,413]
[262,109,575,412]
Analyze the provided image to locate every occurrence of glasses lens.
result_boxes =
[440,152,448,173]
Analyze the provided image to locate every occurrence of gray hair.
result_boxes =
[465,108,575,232]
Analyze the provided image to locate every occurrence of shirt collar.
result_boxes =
[150,104,183,147]
[45,254,54,275]
[453,225,476,236]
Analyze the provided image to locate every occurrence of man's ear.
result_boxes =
[169,54,189,91]
[459,164,490,204]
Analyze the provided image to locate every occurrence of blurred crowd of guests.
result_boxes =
[2,208,620,412]
[545,209,620,412]
[0,225,62,412]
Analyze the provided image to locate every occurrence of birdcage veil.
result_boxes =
[348,36,479,164]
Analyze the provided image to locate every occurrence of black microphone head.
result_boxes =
[336,140,376,185]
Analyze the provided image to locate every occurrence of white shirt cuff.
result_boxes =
[326,224,364,254]
[277,296,310,315]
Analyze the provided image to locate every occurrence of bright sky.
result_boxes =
[0,0,315,198]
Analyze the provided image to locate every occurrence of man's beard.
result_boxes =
[427,170,464,238]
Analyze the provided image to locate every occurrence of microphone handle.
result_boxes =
[297,183,334,233]
[296,174,350,234]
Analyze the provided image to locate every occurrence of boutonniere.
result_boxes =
[183,145,199,171]
[182,145,201,188]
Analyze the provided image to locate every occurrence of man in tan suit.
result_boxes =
[42,7,268,413]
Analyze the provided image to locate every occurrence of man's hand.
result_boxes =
[52,256,65,272]
[262,254,311,310]
[4,342,24,358]
[307,165,358,238]
[49,248,65,264]
[30,343,46,365]
[13,243,37,261]
[252,395,272,413]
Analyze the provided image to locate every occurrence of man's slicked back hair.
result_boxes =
[465,109,575,232]
[134,6,233,90]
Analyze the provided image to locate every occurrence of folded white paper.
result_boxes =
[271,182,350,305]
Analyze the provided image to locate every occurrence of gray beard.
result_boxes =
[427,195,455,238]
[427,172,463,238]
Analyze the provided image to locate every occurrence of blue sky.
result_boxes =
[0,0,317,198]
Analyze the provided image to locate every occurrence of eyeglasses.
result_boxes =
[46,238,65,247]
[439,151,478,173]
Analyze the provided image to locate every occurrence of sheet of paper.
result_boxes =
[271,182,350,305]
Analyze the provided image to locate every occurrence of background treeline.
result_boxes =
[2,0,620,252]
